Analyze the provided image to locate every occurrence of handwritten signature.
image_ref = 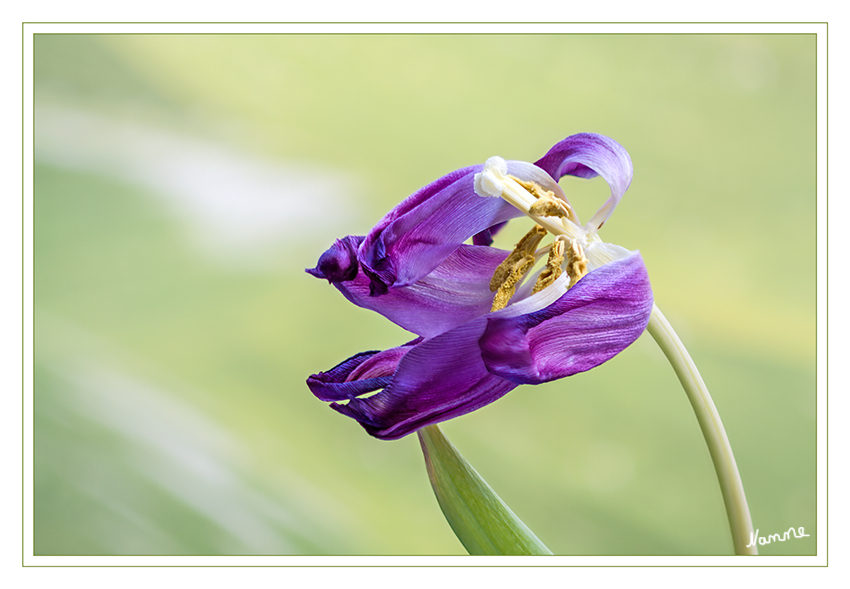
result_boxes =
[747,527,810,548]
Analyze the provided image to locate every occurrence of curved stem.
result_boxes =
[647,304,757,555]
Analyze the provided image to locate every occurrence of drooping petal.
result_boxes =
[307,343,417,402]
[307,350,390,402]
[311,252,652,440]
[479,251,653,384]
[358,166,523,294]
[308,238,509,338]
[332,318,517,440]
[533,133,633,231]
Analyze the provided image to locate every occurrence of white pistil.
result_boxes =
[474,156,537,210]
[475,154,632,304]
[474,156,583,241]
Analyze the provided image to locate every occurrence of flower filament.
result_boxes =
[474,156,586,241]
[484,175,588,312]
[477,157,591,311]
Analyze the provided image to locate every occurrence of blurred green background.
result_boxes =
[32,33,816,556]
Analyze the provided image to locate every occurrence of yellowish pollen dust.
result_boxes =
[529,195,571,219]
[512,177,548,199]
[512,177,572,219]
[532,238,565,294]
[566,240,588,288]
[489,224,547,312]
[489,225,547,292]
[490,254,536,312]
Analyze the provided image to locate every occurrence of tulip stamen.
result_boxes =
[489,224,547,292]
[566,239,588,288]
[515,178,572,220]
[474,157,582,240]
[491,254,536,312]
[489,224,547,311]
[528,195,572,219]
[532,238,566,294]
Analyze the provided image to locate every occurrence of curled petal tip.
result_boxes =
[534,133,633,229]
[306,235,363,283]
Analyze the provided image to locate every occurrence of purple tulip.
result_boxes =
[307,133,653,440]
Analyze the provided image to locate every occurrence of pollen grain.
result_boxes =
[529,194,571,219]
[532,238,565,294]
[566,240,588,288]
[489,225,547,292]
[513,176,572,219]
[491,254,536,312]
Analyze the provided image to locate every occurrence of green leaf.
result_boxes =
[417,425,553,555]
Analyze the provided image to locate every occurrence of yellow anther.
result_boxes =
[512,177,550,200]
[566,240,588,288]
[529,195,571,219]
[532,238,566,294]
[489,225,547,292]
[491,254,536,312]
[512,177,572,219]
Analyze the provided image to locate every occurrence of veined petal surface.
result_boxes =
[307,344,416,402]
[332,318,517,440]
[308,237,509,338]
[480,252,653,384]
[358,167,522,294]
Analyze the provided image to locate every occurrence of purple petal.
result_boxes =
[479,252,653,384]
[307,343,418,402]
[346,245,508,337]
[534,133,633,230]
[472,220,508,246]
[332,319,517,440]
[306,235,363,283]
[358,166,522,294]
[307,350,390,402]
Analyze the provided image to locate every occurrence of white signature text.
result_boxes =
[747,527,810,548]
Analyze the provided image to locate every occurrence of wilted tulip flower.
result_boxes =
[307,133,653,440]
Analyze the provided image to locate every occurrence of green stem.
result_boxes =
[647,304,757,555]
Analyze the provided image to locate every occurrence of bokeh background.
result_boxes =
[32,33,816,556]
